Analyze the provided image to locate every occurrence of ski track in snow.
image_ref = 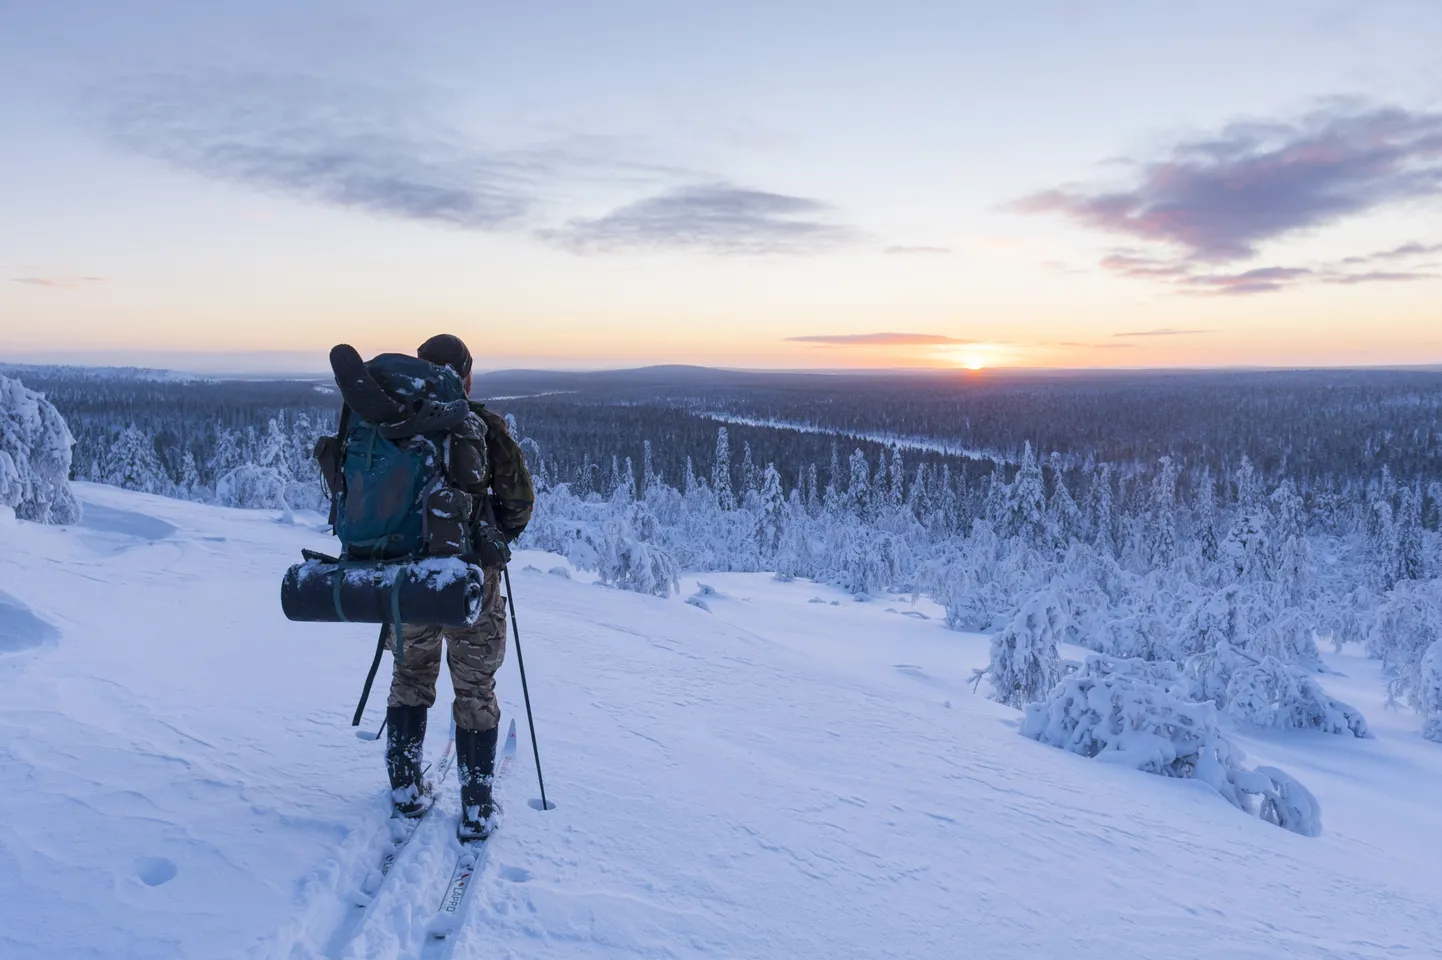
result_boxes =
[1,483,1441,958]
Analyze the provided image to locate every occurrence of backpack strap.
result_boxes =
[324,403,352,530]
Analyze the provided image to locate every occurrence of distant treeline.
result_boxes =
[6,363,1442,531]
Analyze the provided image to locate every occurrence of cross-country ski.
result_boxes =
[320,722,457,959]
[420,720,518,959]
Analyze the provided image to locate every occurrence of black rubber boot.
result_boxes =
[456,725,501,841]
[385,705,434,818]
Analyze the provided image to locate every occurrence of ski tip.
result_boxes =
[504,719,518,755]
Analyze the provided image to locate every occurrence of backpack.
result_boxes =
[318,345,489,562]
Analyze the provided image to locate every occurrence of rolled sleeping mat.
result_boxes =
[281,557,484,626]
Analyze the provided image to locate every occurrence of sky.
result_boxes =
[2,0,1441,373]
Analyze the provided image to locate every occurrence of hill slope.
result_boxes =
[1,485,1440,959]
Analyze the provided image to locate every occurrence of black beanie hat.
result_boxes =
[417,334,473,378]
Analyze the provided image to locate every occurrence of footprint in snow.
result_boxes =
[133,856,177,887]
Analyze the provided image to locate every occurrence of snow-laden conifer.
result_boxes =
[976,590,1066,708]
[0,373,82,524]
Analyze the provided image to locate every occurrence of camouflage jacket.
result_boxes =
[461,401,534,540]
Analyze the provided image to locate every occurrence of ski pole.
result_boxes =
[352,623,389,740]
[503,565,551,811]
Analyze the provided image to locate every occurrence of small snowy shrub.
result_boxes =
[1223,656,1369,737]
[1368,579,1442,715]
[0,374,82,524]
[1416,640,1442,743]
[1021,656,1322,836]
[1229,766,1324,838]
[594,518,681,598]
[976,591,1066,708]
[214,464,289,511]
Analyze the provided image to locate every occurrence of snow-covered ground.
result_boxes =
[2,484,1441,959]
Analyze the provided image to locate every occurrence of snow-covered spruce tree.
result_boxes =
[755,462,786,563]
[178,450,204,501]
[1047,455,1081,547]
[846,447,870,521]
[1086,464,1115,558]
[0,373,82,524]
[712,427,736,511]
[1396,487,1427,582]
[1150,456,1179,568]
[1006,442,1048,544]
[101,425,170,495]
[1365,497,1400,591]
[976,589,1066,708]
[1020,655,1323,836]
[1368,578,1442,717]
[1220,506,1270,582]
[1195,472,1221,563]
[208,428,245,481]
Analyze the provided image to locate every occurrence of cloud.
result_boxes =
[95,72,534,230]
[1182,267,1315,296]
[1113,327,1215,337]
[1015,104,1442,262]
[786,333,974,346]
[1099,251,1439,296]
[1324,270,1432,285]
[1057,341,1137,349]
[1340,240,1442,264]
[884,245,951,255]
[12,276,105,288]
[1098,253,1191,279]
[90,71,861,256]
[546,184,861,255]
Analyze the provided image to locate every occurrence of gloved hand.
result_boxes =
[473,524,512,568]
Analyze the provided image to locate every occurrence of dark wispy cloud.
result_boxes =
[1098,244,1440,296]
[1114,327,1214,337]
[95,72,535,229]
[1015,104,1442,262]
[1182,266,1314,296]
[12,276,105,289]
[546,184,861,255]
[1340,241,1442,264]
[787,333,973,346]
[1324,270,1432,285]
[884,245,951,255]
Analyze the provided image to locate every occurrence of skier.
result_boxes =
[385,334,535,840]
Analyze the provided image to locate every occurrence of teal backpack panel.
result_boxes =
[335,421,438,560]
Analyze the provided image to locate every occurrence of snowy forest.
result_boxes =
[4,362,1441,834]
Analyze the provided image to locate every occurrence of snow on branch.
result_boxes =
[0,374,82,524]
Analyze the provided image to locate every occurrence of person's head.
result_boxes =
[417,333,473,395]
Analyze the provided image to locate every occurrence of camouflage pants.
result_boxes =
[387,567,507,732]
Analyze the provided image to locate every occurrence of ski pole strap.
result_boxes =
[332,562,349,622]
[352,622,388,727]
[390,566,406,666]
